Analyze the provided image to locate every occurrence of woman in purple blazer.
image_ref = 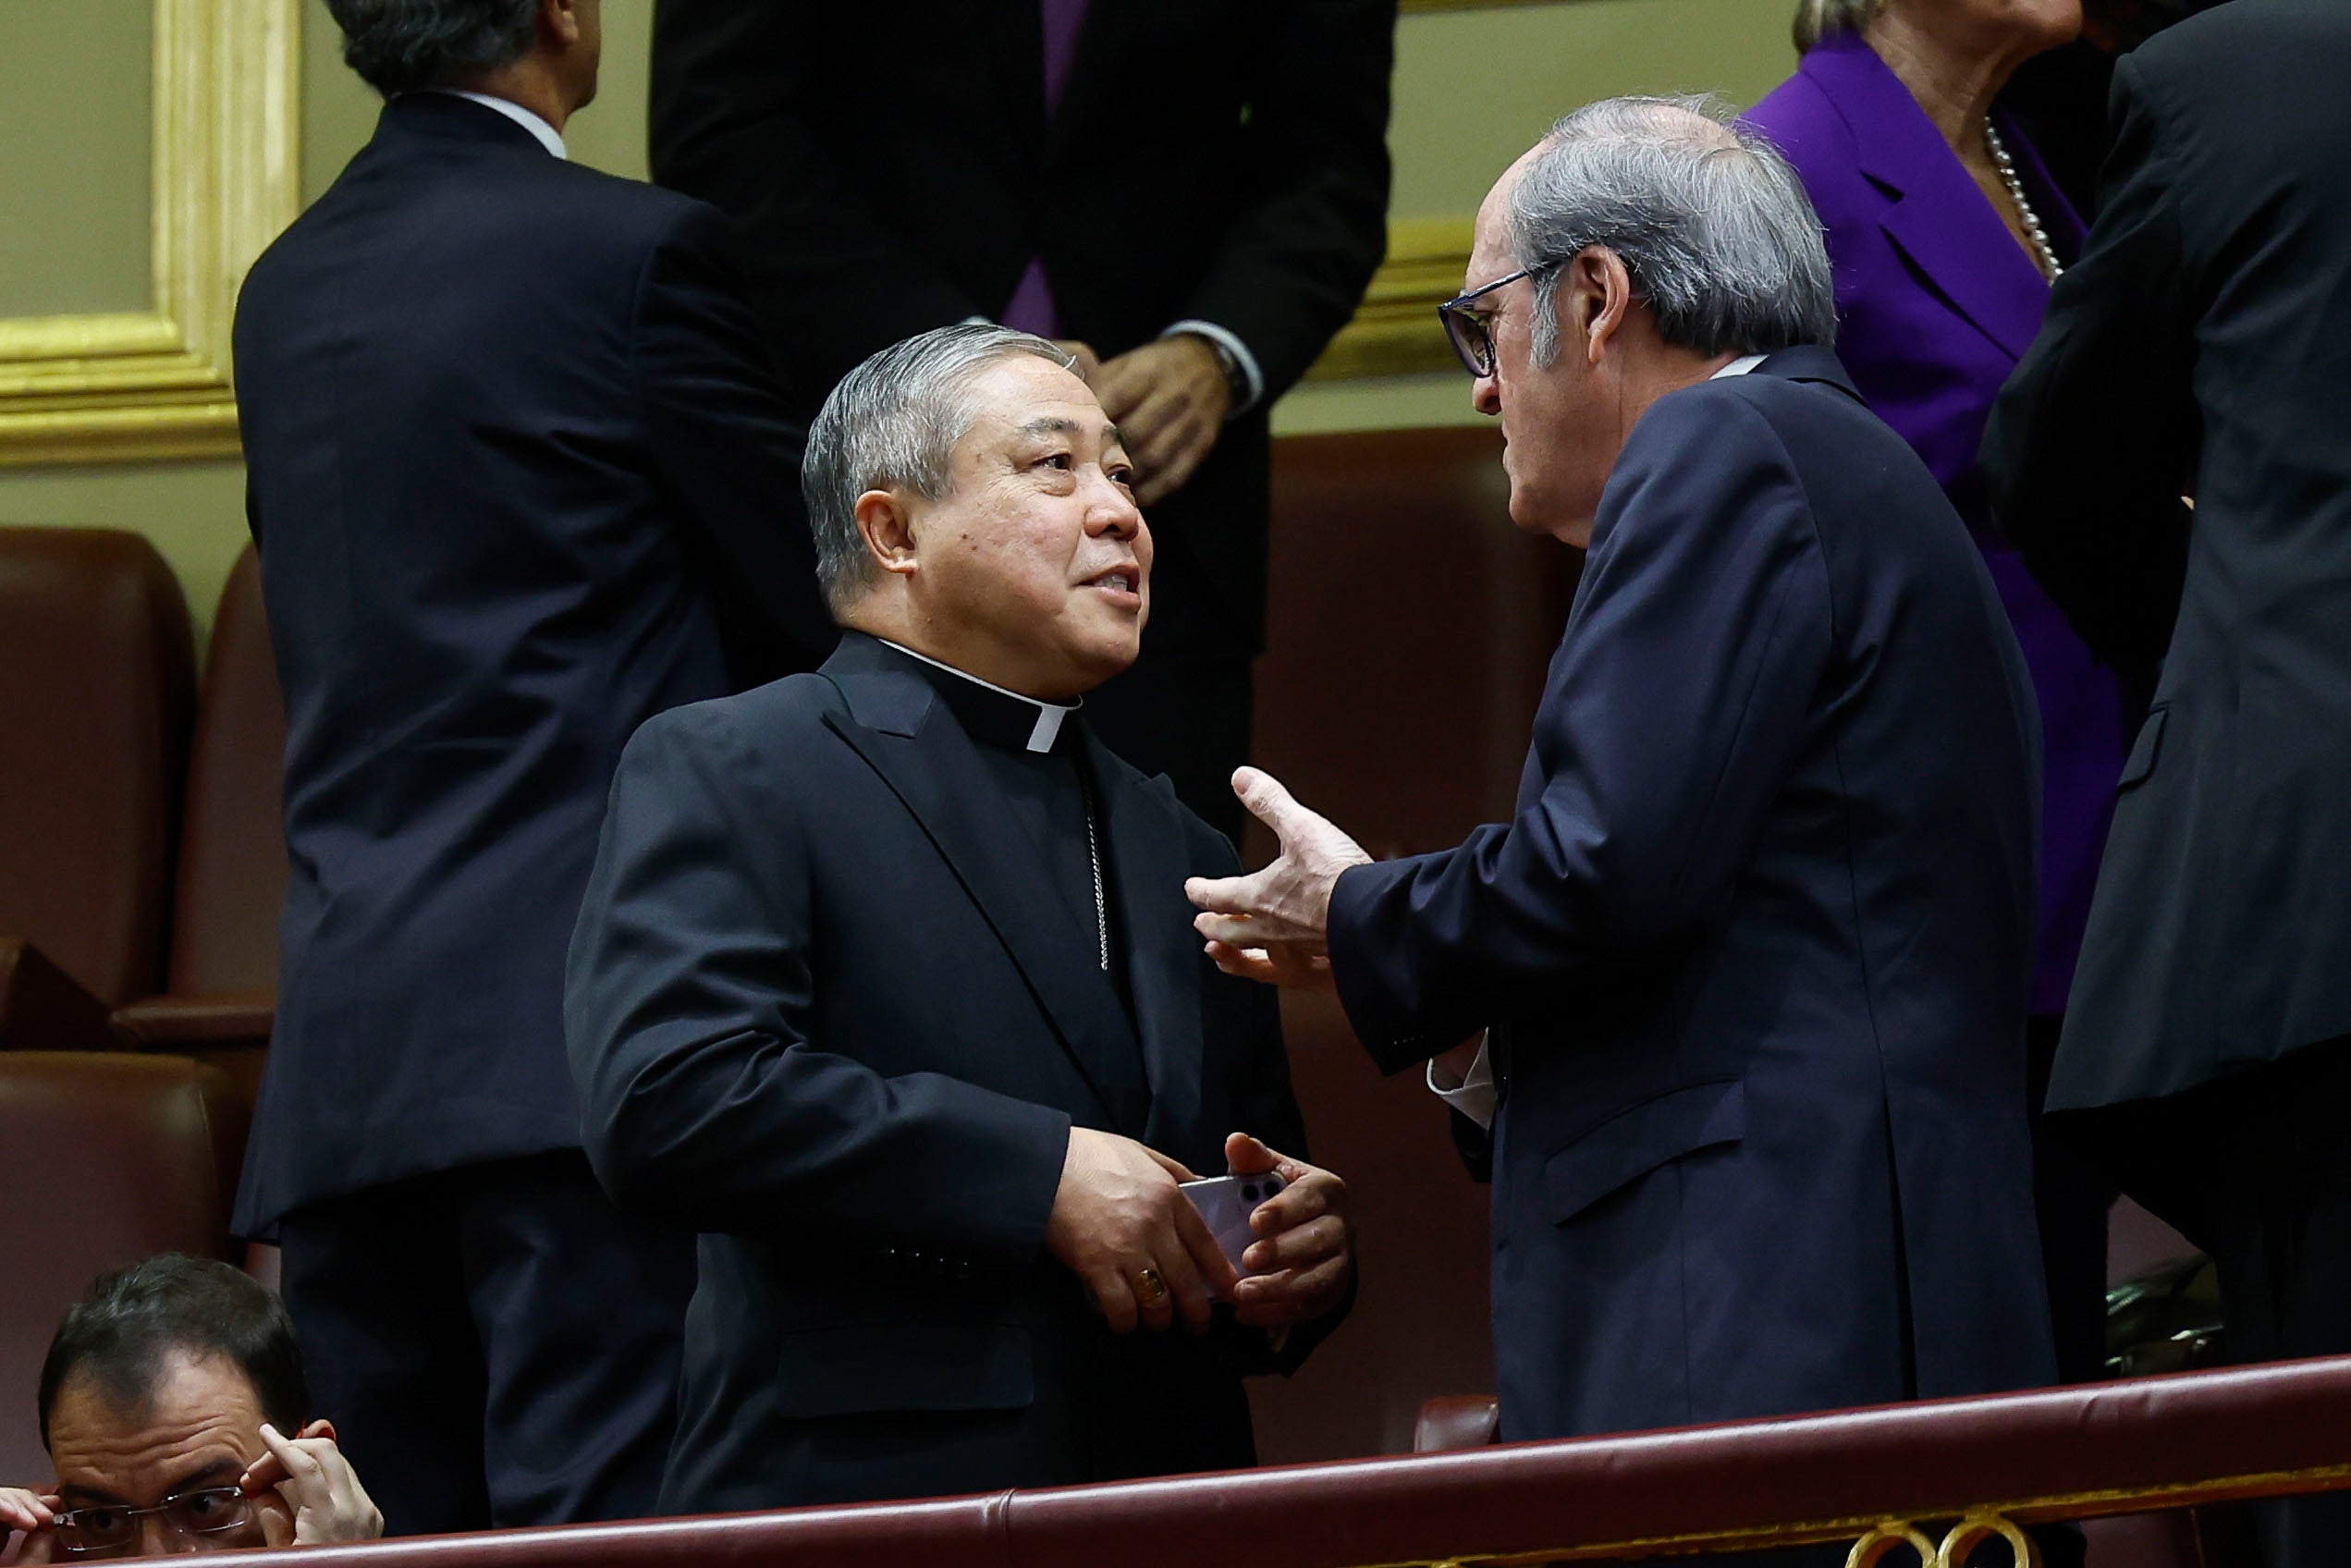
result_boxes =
[1747,0,2124,1387]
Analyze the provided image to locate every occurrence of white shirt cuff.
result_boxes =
[1426,1038,1496,1131]
[1161,320,1264,416]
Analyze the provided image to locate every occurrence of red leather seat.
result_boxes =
[0,1052,249,1482]
[0,528,194,1047]
[1243,428,1575,1462]
[1413,1393,1500,1453]
[112,545,286,1109]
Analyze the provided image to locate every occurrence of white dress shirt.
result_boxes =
[433,90,568,159]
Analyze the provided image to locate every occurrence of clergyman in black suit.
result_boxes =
[644,0,1396,841]
[1193,104,2057,1564]
[1984,5,2351,1562]
[230,0,832,1533]
[565,325,1353,1511]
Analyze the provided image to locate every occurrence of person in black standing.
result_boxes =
[231,0,832,1534]
[565,325,1353,1510]
[1984,4,2351,1562]
[2002,0,2240,219]
[645,0,1395,842]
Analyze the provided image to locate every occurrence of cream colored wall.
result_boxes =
[0,0,1799,632]
[1283,0,1795,434]
[0,0,153,319]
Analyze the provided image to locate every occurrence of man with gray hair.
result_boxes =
[1191,97,2058,1464]
[566,324,1353,1510]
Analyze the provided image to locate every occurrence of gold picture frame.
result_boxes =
[0,0,301,467]
[1322,0,1587,372]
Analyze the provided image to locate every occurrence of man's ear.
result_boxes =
[1565,249,1635,366]
[853,489,922,582]
[299,1419,337,1443]
[544,0,583,47]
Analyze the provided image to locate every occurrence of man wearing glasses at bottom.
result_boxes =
[2,1256,380,1561]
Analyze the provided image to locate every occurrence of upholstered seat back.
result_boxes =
[0,529,194,1007]
[166,545,287,998]
[0,1052,248,1481]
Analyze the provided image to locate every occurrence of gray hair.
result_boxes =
[324,0,541,97]
[1508,94,1836,366]
[802,324,1073,612]
[1793,0,1886,53]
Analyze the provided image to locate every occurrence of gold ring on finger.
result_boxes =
[1133,1267,1168,1305]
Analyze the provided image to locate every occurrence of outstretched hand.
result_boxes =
[1185,768,1369,992]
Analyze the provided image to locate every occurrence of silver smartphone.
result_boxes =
[1181,1171,1286,1282]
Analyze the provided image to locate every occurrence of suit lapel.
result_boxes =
[1804,34,2050,361]
[1089,739,1205,1150]
[820,665,1150,1136]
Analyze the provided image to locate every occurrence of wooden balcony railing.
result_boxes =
[243,1355,2351,1567]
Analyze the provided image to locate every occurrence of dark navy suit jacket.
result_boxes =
[1328,350,2058,1440]
[565,635,1331,1509]
[231,95,832,1234]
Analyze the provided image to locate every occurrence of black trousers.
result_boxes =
[276,1151,695,1535]
[2027,1014,2114,1386]
[2184,1044,2351,1568]
[2088,1038,2351,1568]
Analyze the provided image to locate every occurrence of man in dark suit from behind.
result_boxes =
[1985,5,2351,1562]
[231,0,832,1534]
[645,0,1396,842]
[1193,98,2057,1563]
[565,325,1353,1510]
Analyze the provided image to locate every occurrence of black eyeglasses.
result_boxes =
[1436,261,1560,378]
[50,1487,254,1557]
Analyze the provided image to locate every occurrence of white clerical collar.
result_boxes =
[434,90,569,159]
[877,639,1079,754]
[1712,354,1768,379]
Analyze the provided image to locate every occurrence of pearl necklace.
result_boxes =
[1984,121,2063,281]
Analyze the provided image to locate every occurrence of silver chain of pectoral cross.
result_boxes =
[1083,799,1109,972]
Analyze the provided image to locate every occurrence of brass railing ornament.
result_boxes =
[1846,1521,1940,1566]
[1843,1511,2040,1567]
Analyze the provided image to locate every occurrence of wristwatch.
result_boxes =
[1185,331,1249,409]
